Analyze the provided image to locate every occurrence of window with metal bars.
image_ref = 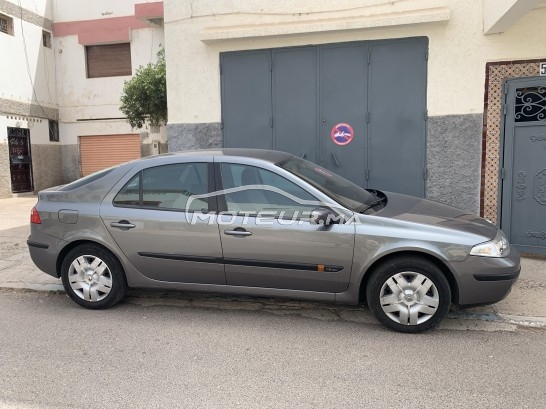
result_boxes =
[515,86,546,122]
[0,13,14,35]
[49,120,59,142]
[42,30,52,48]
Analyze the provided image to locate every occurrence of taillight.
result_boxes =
[30,207,42,224]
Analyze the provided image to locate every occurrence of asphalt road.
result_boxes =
[0,290,545,409]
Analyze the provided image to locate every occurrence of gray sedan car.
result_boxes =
[27,149,520,332]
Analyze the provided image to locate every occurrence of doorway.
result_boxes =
[501,77,546,255]
[8,127,33,193]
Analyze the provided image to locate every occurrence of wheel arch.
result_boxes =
[358,250,460,306]
[56,239,124,277]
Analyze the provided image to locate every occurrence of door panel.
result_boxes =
[272,47,318,163]
[319,44,368,187]
[368,39,427,196]
[221,50,273,149]
[102,208,225,284]
[505,125,546,248]
[220,216,354,292]
[218,162,355,292]
[501,77,546,255]
[100,163,225,284]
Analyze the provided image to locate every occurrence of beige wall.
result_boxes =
[164,0,546,123]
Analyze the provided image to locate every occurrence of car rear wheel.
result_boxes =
[366,256,451,333]
[61,244,127,309]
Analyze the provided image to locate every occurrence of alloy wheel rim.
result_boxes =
[379,272,440,326]
[68,255,113,302]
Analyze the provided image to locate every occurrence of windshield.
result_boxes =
[278,157,376,212]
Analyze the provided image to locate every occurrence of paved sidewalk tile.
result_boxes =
[0,197,37,230]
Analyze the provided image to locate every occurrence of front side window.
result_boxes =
[113,163,209,212]
[220,163,317,218]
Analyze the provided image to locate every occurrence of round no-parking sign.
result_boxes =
[331,123,354,146]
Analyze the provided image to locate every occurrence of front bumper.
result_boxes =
[450,248,520,307]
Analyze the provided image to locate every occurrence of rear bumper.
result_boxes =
[27,234,66,278]
[451,248,520,307]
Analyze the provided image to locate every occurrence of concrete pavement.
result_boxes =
[1,196,545,330]
[2,290,546,409]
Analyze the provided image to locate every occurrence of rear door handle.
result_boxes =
[224,229,252,237]
[110,220,136,229]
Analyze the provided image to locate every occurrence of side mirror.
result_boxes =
[310,207,337,226]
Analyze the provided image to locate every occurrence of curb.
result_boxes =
[1,283,545,329]
[0,283,64,292]
[496,313,546,328]
[448,309,546,329]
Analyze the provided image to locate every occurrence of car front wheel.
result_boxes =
[366,257,451,333]
[61,244,127,309]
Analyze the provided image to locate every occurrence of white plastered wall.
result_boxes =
[0,0,56,180]
[51,0,136,23]
[0,116,50,146]
[0,0,57,117]
[164,0,546,124]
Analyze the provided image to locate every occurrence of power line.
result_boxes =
[17,0,56,138]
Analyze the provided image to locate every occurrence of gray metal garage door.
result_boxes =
[221,37,427,196]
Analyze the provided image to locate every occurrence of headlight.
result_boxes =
[470,230,510,258]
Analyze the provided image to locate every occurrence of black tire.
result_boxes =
[366,256,451,333]
[61,243,127,309]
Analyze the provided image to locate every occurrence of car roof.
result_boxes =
[136,148,295,164]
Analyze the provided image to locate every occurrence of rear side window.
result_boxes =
[113,163,209,212]
[113,173,140,206]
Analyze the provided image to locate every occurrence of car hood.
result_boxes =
[374,192,498,240]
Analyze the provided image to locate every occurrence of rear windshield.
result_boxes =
[59,167,116,191]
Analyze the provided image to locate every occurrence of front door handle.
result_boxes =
[224,228,252,237]
[110,220,136,229]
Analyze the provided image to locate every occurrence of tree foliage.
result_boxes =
[120,48,167,129]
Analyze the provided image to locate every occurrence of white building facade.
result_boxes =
[0,0,165,198]
[0,0,58,197]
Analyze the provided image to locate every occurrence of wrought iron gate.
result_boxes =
[501,77,546,255]
[8,127,34,193]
